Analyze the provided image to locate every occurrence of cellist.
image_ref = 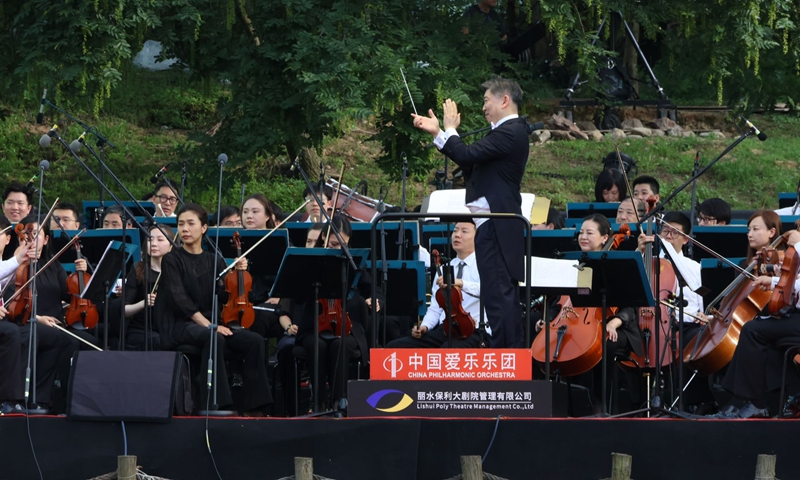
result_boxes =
[387,221,486,348]
[710,229,800,419]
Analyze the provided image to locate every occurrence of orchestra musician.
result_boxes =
[530,207,565,231]
[711,229,800,418]
[615,197,646,226]
[746,210,783,266]
[101,205,133,230]
[632,175,661,205]
[152,181,179,218]
[50,202,82,231]
[412,76,528,348]
[2,214,82,411]
[697,198,732,226]
[302,185,333,223]
[2,182,33,224]
[775,178,800,216]
[293,216,373,410]
[594,168,627,203]
[113,224,174,350]
[387,221,487,348]
[154,204,272,414]
[213,205,242,227]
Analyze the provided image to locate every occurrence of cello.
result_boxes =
[530,224,629,376]
[220,231,255,329]
[431,249,475,340]
[620,198,679,370]
[683,234,785,375]
[64,240,100,330]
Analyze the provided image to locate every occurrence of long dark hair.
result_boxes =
[135,224,175,283]
[241,194,277,229]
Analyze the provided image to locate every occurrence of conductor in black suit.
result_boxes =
[412,77,529,347]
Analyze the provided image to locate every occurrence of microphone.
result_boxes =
[318,162,325,192]
[36,88,47,124]
[149,163,172,184]
[742,117,767,141]
[38,123,61,148]
[39,160,50,171]
[70,131,88,152]
[218,153,228,165]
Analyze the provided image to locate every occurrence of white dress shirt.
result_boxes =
[421,252,489,335]
[432,114,520,229]
[0,255,20,305]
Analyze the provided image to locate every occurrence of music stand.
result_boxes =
[566,202,619,220]
[691,226,747,261]
[82,201,155,230]
[51,229,142,267]
[207,228,289,277]
[562,251,653,416]
[350,222,419,261]
[82,241,138,350]
[530,230,577,259]
[270,247,369,414]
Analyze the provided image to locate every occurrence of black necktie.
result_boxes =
[457,261,465,280]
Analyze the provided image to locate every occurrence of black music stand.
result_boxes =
[566,202,619,220]
[270,247,369,414]
[51,230,141,268]
[699,257,746,307]
[691,226,747,261]
[562,251,653,416]
[82,241,137,350]
[530,230,578,259]
[207,229,290,278]
[350,222,418,261]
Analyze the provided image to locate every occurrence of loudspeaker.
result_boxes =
[68,351,182,422]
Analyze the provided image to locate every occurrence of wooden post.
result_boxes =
[117,455,137,480]
[295,457,314,480]
[461,455,483,480]
[610,452,632,480]
[754,454,776,480]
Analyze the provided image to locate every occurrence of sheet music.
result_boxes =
[521,256,591,289]
[425,189,536,222]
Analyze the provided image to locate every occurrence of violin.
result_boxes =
[768,238,800,317]
[530,225,625,376]
[622,197,678,370]
[7,223,35,324]
[64,240,100,329]
[431,249,475,340]
[221,231,255,329]
[318,298,353,336]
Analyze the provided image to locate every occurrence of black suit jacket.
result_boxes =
[440,117,529,280]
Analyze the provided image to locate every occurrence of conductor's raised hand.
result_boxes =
[442,99,460,130]
[411,109,442,136]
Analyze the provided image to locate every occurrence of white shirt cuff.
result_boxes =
[433,128,459,149]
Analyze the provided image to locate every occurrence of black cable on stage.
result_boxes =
[481,414,502,464]
[121,420,128,455]
[205,387,224,480]
[25,412,44,480]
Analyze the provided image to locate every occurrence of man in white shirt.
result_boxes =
[775,179,800,216]
[387,221,488,348]
[153,181,179,218]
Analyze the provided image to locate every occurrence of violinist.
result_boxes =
[710,229,800,419]
[2,214,81,411]
[293,216,373,410]
[2,182,33,224]
[10,214,98,349]
[113,224,174,350]
[154,204,272,414]
[240,194,293,341]
[387,221,486,348]
[213,205,242,227]
[50,202,81,231]
[0,215,37,413]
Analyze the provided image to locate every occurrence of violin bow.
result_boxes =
[5,229,85,306]
[51,322,103,351]
[614,146,641,225]
[324,163,346,248]
[150,230,181,295]
[216,199,311,280]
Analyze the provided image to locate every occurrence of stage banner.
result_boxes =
[370,348,532,381]
[348,380,567,418]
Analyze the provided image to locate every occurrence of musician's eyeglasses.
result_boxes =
[156,194,179,205]
[697,215,717,225]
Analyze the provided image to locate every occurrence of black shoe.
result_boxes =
[229,373,244,388]
[711,403,738,417]
[0,402,24,415]
[714,401,769,419]
[781,395,800,418]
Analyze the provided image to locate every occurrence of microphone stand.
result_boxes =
[293,159,357,415]
[24,161,50,414]
[636,127,756,229]
[199,154,235,416]
[180,162,188,202]
[687,152,700,258]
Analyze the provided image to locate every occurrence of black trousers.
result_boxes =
[722,314,800,406]
[171,322,272,412]
[0,321,22,401]
[386,325,482,348]
[475,219,522,348]
[250,308,284,339]
[18,323,80,406]
[125,327,161,351]
[300,334,359,404]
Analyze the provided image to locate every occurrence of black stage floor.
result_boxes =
[1,415,798,480]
